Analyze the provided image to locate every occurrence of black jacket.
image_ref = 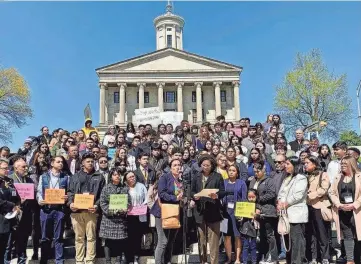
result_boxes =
[249,177,277,217]
[67,170,105,212]
[289,140,303,152]
[191,171,225,224]
[270,170,287,196]
[0,176,20,234]
[134,166,156,188]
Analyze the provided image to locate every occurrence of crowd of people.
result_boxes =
[0,115,361,264]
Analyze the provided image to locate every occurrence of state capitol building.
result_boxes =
[96,3,242,132]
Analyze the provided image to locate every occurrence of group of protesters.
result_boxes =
[0,114,361,264]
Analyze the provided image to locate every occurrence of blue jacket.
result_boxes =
[247,161,272,177]
[150,173,180,218]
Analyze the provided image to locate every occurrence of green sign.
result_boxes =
[109,194,128,210]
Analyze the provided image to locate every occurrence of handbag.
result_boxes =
[158,199,181,229]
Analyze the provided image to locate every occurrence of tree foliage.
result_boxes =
[0,67,33,143]
[340,130,361,146]
[274,49,352,140]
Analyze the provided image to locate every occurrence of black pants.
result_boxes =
[103,238,128,263]
[0,233,10,264]
[127,215,145,260]
[307,207,330,261]
[285,223,307,264]
[259,217,278,262]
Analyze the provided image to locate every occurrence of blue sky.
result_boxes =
[1,1,360,151]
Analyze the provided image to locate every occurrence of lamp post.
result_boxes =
[357,80,361,135]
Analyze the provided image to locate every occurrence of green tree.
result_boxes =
[274,49,352,140]
[0,67,33,143]
[340,130,361,146]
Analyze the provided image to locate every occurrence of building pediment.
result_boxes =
[96,48,242,74]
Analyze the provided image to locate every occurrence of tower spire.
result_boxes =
[166,0,173,14]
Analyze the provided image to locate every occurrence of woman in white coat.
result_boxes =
[277,156,308,264]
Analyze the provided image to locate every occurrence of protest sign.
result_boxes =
[235,202,256,218]
[231,128,242,137]
[14,183,34,200]
[128,204,147,215]
[109,194,128,210]
[133,107,161,127]
[160,112,184,128]
[44,189,65,204]
[74,194,94,209]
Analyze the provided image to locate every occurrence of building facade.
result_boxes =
[96,3,242,131]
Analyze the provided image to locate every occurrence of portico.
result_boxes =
[96,3,242,131]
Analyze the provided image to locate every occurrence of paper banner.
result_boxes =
[109,194,128,210]
[235,202,256,218]
[128,204,147,215]
[14,183,34,200]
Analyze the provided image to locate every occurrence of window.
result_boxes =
[137,92,150,103]
[192,91,204,102]
[114,92,119,103]
[221,90,227,102]
[165,91,176,103]
[167,35,172,47]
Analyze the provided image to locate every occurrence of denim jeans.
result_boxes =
[154,217,178,264]
[40,209,65,264]
[242,236,257,264]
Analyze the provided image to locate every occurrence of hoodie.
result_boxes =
[82,118,97,138]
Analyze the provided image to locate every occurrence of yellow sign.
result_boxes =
[235,202,255,218]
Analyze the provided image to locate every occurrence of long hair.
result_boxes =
[286,156,302,176]
[341,155,361,177]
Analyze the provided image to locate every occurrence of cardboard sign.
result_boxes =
[44,189,65,204]
[109,194,128,210]
[14,183,34,200]
[235,202,256,218]
[128,204,147,215]
[74,194,94,209]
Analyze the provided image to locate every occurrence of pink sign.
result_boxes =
[14,183,34,200]
[231,128,242,137]
[128,205,148,216]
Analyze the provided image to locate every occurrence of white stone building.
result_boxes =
[96,3,242,133]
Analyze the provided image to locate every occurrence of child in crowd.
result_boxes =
[238,189,259,264]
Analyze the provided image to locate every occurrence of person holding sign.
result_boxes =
[150,159,183,264]
[0,158,21,264]
[124,171,148,264]
[36,156,70,264]
[190,154,225,264]
[222,164,247,264]
[99,168,131,264]
[8,158,36,264]
[249,160,278,264]
[67,153,105,264]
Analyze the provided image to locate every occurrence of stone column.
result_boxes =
[157,82,165,111]
[213,82,222,117]
[117,83,126,124]
[137,83,146,109]
[233,80,241,120]
[176,82,184,112]
[195,82,203,123]
[99,83,107,124]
